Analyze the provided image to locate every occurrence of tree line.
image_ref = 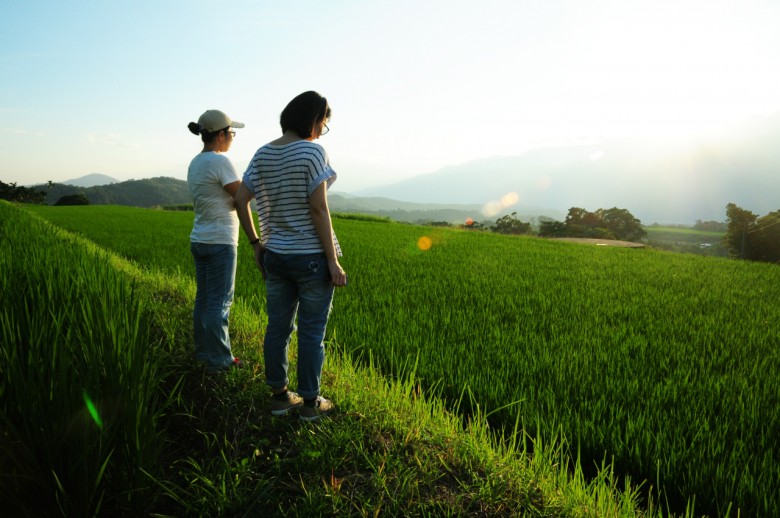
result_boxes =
[0,181,47,204]
[1,180,104,206]
[486,203,779,264]
[724,203,780,264]
[475,206,646,242]
[0,178,192,207]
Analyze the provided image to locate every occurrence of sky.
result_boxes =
[2,0,780,193]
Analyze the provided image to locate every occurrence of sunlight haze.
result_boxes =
[2,0,779,198]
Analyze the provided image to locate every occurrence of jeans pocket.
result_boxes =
[301,255,329,287]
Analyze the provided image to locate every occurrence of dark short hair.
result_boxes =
[280,91,331,139]
[188,122,229,144]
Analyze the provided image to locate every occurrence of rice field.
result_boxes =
[644,226,729,257]
[21,204,780,517]
[0,204,174,516]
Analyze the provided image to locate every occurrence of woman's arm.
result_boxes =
[310,182,347,287]
[223,180,241,198]
[235,182,266,276]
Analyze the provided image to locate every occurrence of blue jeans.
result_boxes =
[191,242,237,372]
[263,251,334,399]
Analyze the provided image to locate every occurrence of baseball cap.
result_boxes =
[197,110,245,133]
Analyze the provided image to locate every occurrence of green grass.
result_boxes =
[643,227,728,257]
[5,200,653,516]
[20,203,780,516]
[0,205,177,516]
[330,221,778,516]
[646,227,724,237]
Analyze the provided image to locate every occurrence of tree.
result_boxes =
[55,194,90,206]
[724,203,780,263]
[748,211,780,263]
[538,219,567,237]
[694,219,727,232]
[565,207,600,228]
[564,207,606,238]
[723,203,758,259]
[554,206,645,241]
[596,207,646,241]
[725,205,780,263]
[0,180,47,204]
[462,220,485,230]
[491,212,532,235]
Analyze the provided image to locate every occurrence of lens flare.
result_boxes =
[83,390,103,428]
[417,236,433,251]
[501,192,519,206]
[481,191,519,217]
[536,175,552,190]
[482,201,502,217]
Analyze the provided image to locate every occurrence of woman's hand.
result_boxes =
[328,258,347,287]
[253,243,267,280]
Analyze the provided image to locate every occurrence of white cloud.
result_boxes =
[86,133,142,150]
[0,128,44,136]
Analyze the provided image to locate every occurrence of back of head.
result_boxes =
[188,110,244,143]
[280,91,331,139]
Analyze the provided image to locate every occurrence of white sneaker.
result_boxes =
[299,396,334,422]
[270,391,303,416]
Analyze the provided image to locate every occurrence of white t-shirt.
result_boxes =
[187,152,240,245]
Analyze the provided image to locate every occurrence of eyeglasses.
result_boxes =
[321,124,329,136]
[226,130,236,138]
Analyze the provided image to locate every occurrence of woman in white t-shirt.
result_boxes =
[187,109,244,373]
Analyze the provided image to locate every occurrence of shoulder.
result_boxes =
[192,151,232,165]
[201,153,237,179]
[285,140,322,153]
[300,140,324,151]
[296,141,328,161]
[211,154,236,173]
[212,153,234,165]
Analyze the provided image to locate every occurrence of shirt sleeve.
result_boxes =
[217,156,240,186]
[242,168,253,189]
[307,144,337,196]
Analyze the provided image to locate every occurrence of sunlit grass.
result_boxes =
[645,226,724,236]
[21,203,780,516]
[0,203,176,516]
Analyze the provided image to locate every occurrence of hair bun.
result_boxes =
[188,122,202,135]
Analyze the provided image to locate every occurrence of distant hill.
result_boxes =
[35,176,562,224]
[37,177,191,207]
[355,116,780,224]
[62,173,119,187]
[328,193,564,225]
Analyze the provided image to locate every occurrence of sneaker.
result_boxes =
[299,396,334,422]
[270,391,303,416]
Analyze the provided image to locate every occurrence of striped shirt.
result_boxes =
[242,140,342,255]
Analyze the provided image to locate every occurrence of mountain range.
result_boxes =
[38,177,190,207]
[326,193,559,224]
[355,117,780,224]
[62,173,119,187]
[36,177,513,224]
[37,116,779,224]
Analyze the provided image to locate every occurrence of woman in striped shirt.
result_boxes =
[235,91,346,422]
